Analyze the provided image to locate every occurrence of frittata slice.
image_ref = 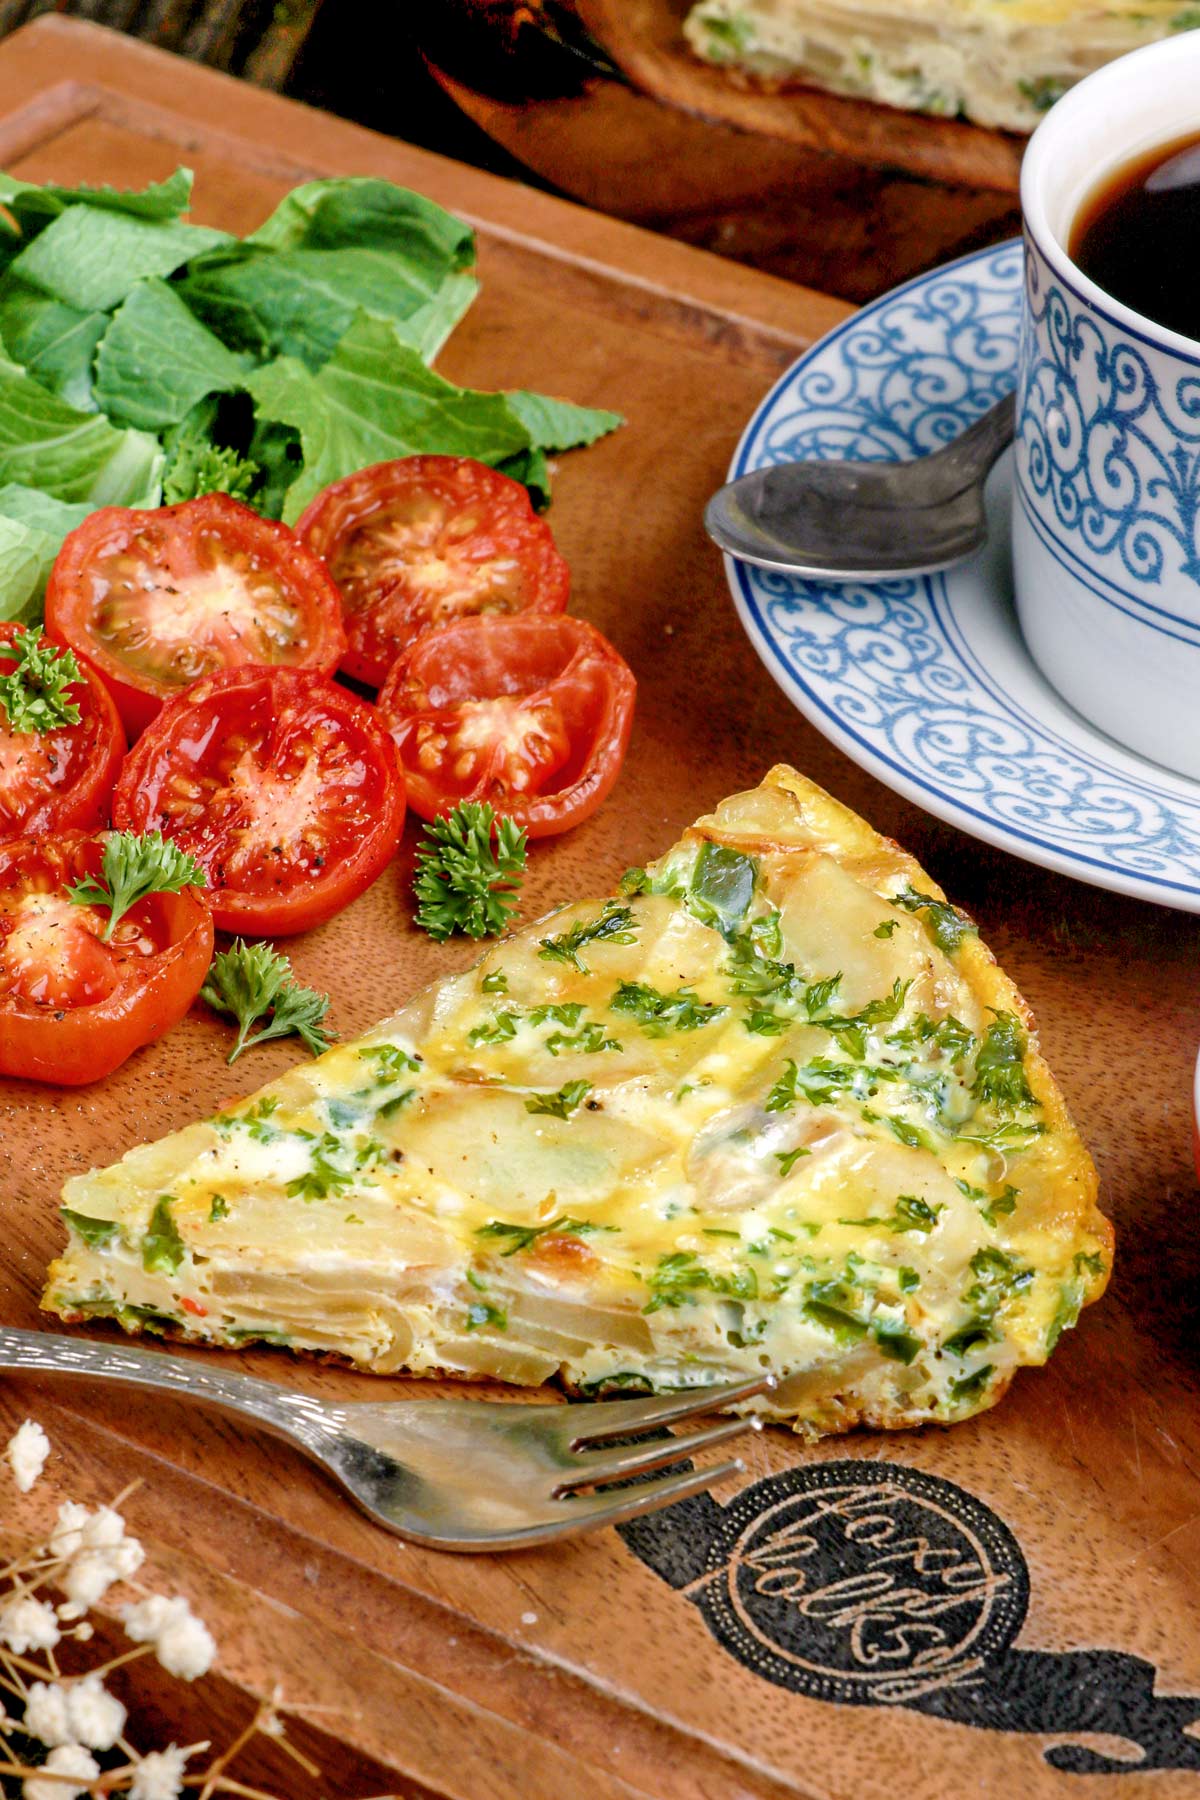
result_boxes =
[43,766,1110,1437]
[683,0,1193,133]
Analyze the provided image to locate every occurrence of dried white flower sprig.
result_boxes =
[0,1418,323,1800]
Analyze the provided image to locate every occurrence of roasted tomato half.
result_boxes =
[112,665,406,936]
[0,832,213,1086]
[45,494,348,736]
[296,455,570,687]
[376,613,635,837]
[0,625,124,837]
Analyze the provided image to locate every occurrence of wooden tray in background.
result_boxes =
[419,0,1022,301]
[0,19,1198,1799]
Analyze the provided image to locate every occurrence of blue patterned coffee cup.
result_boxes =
[1013,34,1200,779]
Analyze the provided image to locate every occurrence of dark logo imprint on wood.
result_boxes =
[619,1461,1200,1774]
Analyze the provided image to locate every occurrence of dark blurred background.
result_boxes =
[0,0,532,179]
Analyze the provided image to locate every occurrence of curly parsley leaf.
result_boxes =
[413,801,526,942]
[67,830,206,942]
[0,626,82,733]
[201,938,334,1063]
[162,434,259,505]
[971,1012,1036,1111]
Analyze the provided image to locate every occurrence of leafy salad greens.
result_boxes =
[0,166,622,624]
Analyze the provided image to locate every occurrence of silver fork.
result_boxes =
[0,1326,767,1551]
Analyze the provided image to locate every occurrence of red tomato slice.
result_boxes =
[112,665,406,936]
[45,494,348,736]
[0,625,124,837]
[376,614,635,837]
[296,456,570,687]
[0,832,213,1086]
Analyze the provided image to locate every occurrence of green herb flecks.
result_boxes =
[954,1178,1019,1228]
[465,1300,508,1332]
[538,903,636,972]
[610,979,726,1037]
[67,830,205,942]
[687,842,758,934]
[775,1147,811,1178]
[0,626,81,732]
[948,1365,994,1404]
[839,1193,942,1235]
[413,802,526,942]
[1017,74,1068,110]
[141,1196,186,1276]
[201,938,334,1063]
[890,887,977,957]
[60,1208,118,1248]
[475,1216,614,1255]
[971,1012,1036,1112]
[643,1250,758,1314]
[286,1133,357,1202]
[468,1011,521,1048]
[765,1057,880,1112]
[524,1079,592,1120]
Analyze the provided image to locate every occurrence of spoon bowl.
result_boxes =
[706,389,1015,579]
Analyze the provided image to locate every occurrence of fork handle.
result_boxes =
[0,1325,337,1453]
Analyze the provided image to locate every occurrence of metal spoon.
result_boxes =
[706,389,1015,580]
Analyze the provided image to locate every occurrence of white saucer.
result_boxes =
[725,241,1200,911]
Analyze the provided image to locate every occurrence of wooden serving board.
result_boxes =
[0,19,1198,1797]
[418,0,1022,302]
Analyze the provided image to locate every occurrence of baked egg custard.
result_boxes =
[683,0,1193,133]
[44,767,1111,1436]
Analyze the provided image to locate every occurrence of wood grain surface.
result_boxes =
[0,19,1197,1798]
[418,0,1022,302]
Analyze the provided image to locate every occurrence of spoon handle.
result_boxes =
[950,389,1016,477]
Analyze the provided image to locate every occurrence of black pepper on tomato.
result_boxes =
[0,831,213,1085]
[45,493,348,736]
[376,612,635,838]
[111,665,407,936]
[296,455,571,688]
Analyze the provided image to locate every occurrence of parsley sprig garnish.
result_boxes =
[67,830,206,942]
[0,627,82,734]
[413,801,527,942]
[201,939,335,1063]
[162,438,259,507]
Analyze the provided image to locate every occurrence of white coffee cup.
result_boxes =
[1013,33,1200,779]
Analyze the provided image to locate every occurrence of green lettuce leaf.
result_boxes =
[9,206,231,314]
[0,512,56,623]
[175,178,477,369]
[0,357,162,503]
[397,271,479,362]
[94,279,250,430]
[0,485,124,623]
[505,389,624,452]
[0,282,107,410]
[246,314,531,521]
[0,167,194,232]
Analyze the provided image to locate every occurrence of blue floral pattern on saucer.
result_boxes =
[726,241,1200,910]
